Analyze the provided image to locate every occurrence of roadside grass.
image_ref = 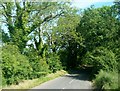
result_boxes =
[1,70,67,90]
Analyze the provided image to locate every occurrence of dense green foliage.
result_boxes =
[47,53,62,73]
[83,47,118,73]
[94,70,118,89]
[2,44,32,85]
[76,2,119,89]
[1,2,68,86]
[0,1,119,90]
[76,4,119,89]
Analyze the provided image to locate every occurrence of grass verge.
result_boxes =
[1,70,67,90]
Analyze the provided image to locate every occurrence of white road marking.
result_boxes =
[69,79,74,84]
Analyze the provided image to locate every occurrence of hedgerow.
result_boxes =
[2,44,32,85]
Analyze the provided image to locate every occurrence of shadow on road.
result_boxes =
[62,67,93,81]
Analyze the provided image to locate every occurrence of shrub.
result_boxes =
[47,53,63,73]
[26,50,49,79]
[30,57,49,78]
[82,47,118,74]
[94,70,118,90]
[2,44,32,85]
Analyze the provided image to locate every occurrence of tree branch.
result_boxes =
[42,11,64,24]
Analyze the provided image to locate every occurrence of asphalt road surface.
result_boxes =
[31,70,93,90]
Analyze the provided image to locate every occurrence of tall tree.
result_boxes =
[51,9,84,68]
[1,1,68,55]
[77,6,119,52]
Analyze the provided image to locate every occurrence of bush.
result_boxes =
[25,49,49,79]
[30,57,49,78]
[2,44,32,85]
[47,53,63,73]
[82,47,118,74]
[94,70,118,90]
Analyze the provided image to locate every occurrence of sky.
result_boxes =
[71,0,114,9]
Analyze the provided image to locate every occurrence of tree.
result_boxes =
[1,1,72,86]
[52,10,84,68]
[77,6,119,52]
[0,1,67,55]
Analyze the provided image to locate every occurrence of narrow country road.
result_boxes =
[31,70,93,90]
